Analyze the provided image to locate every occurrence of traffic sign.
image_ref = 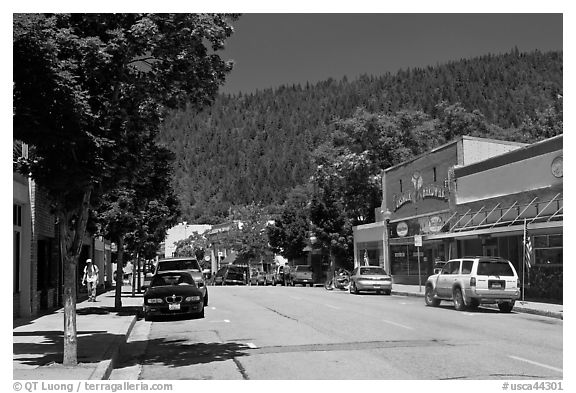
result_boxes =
[414,235,423,247]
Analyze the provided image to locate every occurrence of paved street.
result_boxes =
[110,285,563,380]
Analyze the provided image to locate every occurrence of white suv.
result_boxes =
[424,257,520,312]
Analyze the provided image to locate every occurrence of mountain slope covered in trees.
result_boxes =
[157,49,562,222]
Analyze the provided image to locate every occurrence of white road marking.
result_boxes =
[509,356,563,373]
[209,319,231,323]
[210,307,216,310]
[325,304,340,309]
[246,342,257,349]
[381,319,414,330]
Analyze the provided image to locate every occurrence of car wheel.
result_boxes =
[468,298,480,310]
[204,293,209,307]
[498,301,514,313]
[144,312,151,322]
[385,289,391,295]
[425,285,440,307]
[199,306,205,318]
[453,287,466,311]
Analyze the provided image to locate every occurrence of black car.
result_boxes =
[143,271,205,321]
[213,265,246,285]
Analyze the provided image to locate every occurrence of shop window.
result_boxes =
[533,234,562,266]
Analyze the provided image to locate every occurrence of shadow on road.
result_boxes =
[119,339,250,368]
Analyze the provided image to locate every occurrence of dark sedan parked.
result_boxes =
[143,271,205,321]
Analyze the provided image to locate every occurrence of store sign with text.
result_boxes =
[393,171,448,211]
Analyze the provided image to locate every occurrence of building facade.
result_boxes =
[14,142,111,319]
[354,136,527,282]
[354,135,563,296]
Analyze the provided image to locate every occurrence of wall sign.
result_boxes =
[428,216,444,233]
[396,221,409,237]
[393,171,448,211]
[551,156,563,178]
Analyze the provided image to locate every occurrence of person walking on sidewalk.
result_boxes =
[82,259,100,302]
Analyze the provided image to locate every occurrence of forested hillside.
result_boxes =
[157,49,562,222]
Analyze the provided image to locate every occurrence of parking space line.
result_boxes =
[381,319,414,330]
[509,356,563,373]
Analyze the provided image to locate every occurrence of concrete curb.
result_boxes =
[89,314,139,380]
[391,290,563,320]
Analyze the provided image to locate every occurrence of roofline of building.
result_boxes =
[455,134,563,178]
[384,135,527,173]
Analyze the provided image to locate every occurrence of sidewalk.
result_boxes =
[13,285,143,380]
[392,283,563,320]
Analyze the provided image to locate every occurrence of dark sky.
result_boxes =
[219,13,563,95]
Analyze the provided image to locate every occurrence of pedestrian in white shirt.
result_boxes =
[82,259,99,302]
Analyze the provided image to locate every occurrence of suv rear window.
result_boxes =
[157,259,201,272]
[477,261,514,276]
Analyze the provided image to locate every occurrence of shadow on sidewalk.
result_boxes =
[13,330,125,366]
[76,305,141,317]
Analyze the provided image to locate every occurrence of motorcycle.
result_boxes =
[324,270,350,290]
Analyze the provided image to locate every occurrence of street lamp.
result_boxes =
[381,208,392,273]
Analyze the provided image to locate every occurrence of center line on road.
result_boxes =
[325,304,340,309]
[381,319,414,330]
[509,356,563,373]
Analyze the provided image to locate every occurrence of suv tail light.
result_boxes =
[470,277,476,287]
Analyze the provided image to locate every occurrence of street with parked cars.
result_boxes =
[122,256,561,379]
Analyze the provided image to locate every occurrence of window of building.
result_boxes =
[533,234,563,266]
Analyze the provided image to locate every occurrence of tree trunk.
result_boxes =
[115,235,124,310]
[131,252,137,297]
[62,187,92,366]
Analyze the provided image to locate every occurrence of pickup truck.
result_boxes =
[290,265,314,287]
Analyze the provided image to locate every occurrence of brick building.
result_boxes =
[353,134,562,300]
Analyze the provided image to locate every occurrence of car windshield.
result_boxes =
[295,266,312,272]
[360,267,387,275]
[157,260,200,272]
[150,273,194,287]
[477,261,514,276]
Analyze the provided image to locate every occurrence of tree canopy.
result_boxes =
[13,13,238,366]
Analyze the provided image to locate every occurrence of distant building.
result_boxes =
[163,223,212,258]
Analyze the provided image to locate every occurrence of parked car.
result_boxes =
[290,265,314,286]
[249,269,267,286]
[349,266,392,295]
[214,265,246,285]
[424,256,520,312]
[143,257,208,306]
[143,271,205,321]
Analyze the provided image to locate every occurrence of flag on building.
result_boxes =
[523,219,532,269]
